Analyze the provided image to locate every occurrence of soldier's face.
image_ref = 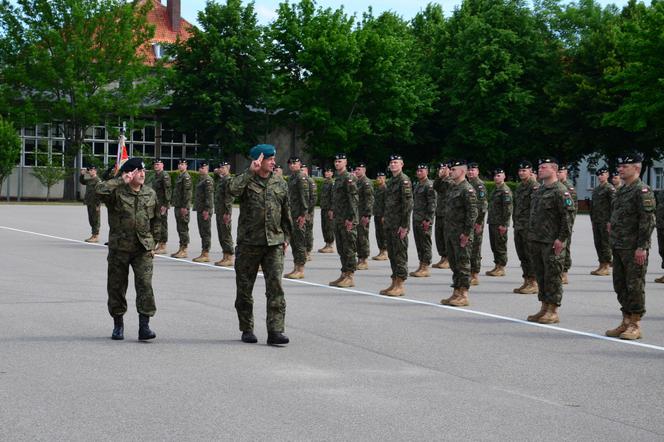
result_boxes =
[178,162,187,172]
[450,166,466,181]
[89,168,97,177]
[467,167,478,178]
[618,163,640,181]
[518,168,531,180]
[538,163,556,179]
[262,156,276,174]
[199,165,208,175]
[324,170,333,178]
[153,163,163,172]
[416,168,428,180]
[438,167,448,178]
[556,169,568,180]
[611,175,621,185]
[389,160,403,175]
[288,162,301,173]
[494,173,505,184]
[355,167,366,178]
[132,169,145,186]
[376,176,385,185]
[335,159,347,171]
[597,172,608,184]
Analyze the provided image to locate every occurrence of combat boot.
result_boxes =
[619,314,642,340]
[380,278,396,295]
[318,243,335,253]
[410,263,431,277]
[192,251,210,263]
[470,273,479,286]
[527,302,548,322]
[538,304,560,324]
[432,257,449,269]
[306,252,312,262]
[329,272,346,287]
[519,277,539,295]
[561,272,569,284]
[486,265,505,277]
[285,264,305,279]
[154,243,168,255]
[267,332,289,345]
[85,234,99,243]
[171,246,188,258]
[485,265,498,275]
[111,316,124,341]
[448,288,470,307]
[357,259,369,270]
[384,277,405,297]
[590,263,610,276]
[605,313,629,338]
[440,288,460,305]
[138,315,156,341]
[654,275,664,284]
[372,249,388,261]
[214,252,234,267]
[513,279,528,294]
[241,330,258,343]
[336,272,355,288]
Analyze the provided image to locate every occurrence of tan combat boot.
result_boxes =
[590,263,610,276]
[448,287,469,307]
[486,265,506,277]
[318,243,335,253]
[619,314,642,340]
[171,246,188,258]
[154,243,167,255]
[193,251,210,263]
[605,313,629,337]
[306,252,312,262]
[372,249,388,261]
[214,252,234,267]
[538,304,560,324]
[84,234,99,243]
[336,272,355,288]
[440,288,460,305]
[384,277,405,297]
[285,264,305,279]
[654,275,664,283]
[357,259,369,270]
[329,272,346,287]
[561,272,569,284]
[519,277,539,295]
[432,257,449,269]
[470,273,479,286]
[527,302,548,322]
[410,262,431,277]
[513,279,528,294]
[380,278,396,295]
[409,263,423,277]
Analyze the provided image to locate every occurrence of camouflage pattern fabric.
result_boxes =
[562,178,578,272]
[444,179,478,288]
[513,177,538,278]
[320,177,335,244]
[151,170,171,243]
[654,191,664,268]
[215,174,234,254]
[172,171,192,246]
[289,170,309,266]
[107,249,156,317]
[373,183,387,250]
[469,176,487,273]
[356,175,374,260]
[433,177,452,259]
[412,178,436,265]
[385,172,413,279]
[80,173,101,235]
[195,174,214,251]
[332,170,358,272]
[590,181,615,263]
[487,182,513,266]
[306,175,316,253]
[530,241,565,306]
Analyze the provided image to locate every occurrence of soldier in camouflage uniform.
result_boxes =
[467,162,487,285]
[440,160,478,307]
[229,144,292,345]
[590,166,615,276]
[213,161,234,267]
[611,171,622,189]
[486,168,513,277]
[654,190,664,283]
[605,153,655,340]
[372,172,388,260]
[302,165,316,261]
[432,163,451,269]
[512,160,538,294]
[96,158,158,341]
[410,164,436,278]
[329,153,359,288]
[171,159,192,258]
[79,166,101,243]
[192,161,214,263]
[526,157,575,325]
[150,159,171,254]
[557,165,578,284]
[318,167,335,253]
[284,156,309,279]
[380,154,413,297]
[354,163,374,270]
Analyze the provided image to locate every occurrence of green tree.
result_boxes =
[166,0,269,153]
[0,116,21,197]
[31,160,68,201]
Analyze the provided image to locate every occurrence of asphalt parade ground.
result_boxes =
[1,204,664,441]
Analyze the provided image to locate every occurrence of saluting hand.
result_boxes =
[250,153,263,174]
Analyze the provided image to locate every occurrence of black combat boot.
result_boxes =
[267,332,289,345]
[241,330,258,343]
[111,316,124,340]
[138,314,156,341]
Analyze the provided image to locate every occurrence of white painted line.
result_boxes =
[2,224,664,353]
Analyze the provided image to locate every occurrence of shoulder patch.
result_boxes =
[468,188,475,193]
[642,187,649,193]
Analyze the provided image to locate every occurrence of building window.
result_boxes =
[655,168,664,190]
[588,170,597,190]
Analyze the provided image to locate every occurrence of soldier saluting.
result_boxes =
[80,165,101,243]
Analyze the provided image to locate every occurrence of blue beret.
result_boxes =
[120,158,145,173]
[249,144,276,160]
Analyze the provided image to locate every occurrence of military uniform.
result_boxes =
[655,190,664,280]
[562,178,578,277]
[79,171,101,240]
[150,169,171,248]
[469,176,487,280]
[229,159,293,342]
[215,172,235,262]
[288,169,309,267]
[487,182,512,270]
[330,169,358,284]
[172,169,193,252]
[442,179,477,295]
[193,172,214,260]
[384,171,413,284]
[513,174,538,292]
[305,174,316,256]
[372,180,388,258]
[590,178,615,273]
[433,175,452,267]
[356,174,374,265]
[319,175,335,250]
[411,175,436,275]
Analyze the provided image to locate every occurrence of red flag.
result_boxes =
[114,132,129,175]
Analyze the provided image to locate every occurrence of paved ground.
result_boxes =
[1,204,663,441]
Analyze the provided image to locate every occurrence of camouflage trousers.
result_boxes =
[234,244,286,332]
[321,209,335,244]
[514,229,534,278]
[106,248,156,317]
[306,215,314,253]
[155,209,168,243]
[215,213,234,255]
[86,204,100,235]
[196,211,212,251]
[386,225,409,280]
[413,221,432,265]
[334,222,357,272]
[612,248,647,315]
[488,224,508,266]
[564,215,576,272]
[174,208,190,247]
[446,229,472,288]
[530,241,565,306]
[471,226,484,273]
[291,221,307,266]
[434,215,446,259]
[357,218,371,260]
[657,228,664,269]
[592,222,612,264]
[374,217,387,251]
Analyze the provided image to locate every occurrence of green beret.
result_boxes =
[249,144,276,160]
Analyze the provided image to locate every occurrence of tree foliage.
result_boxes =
[31,159,68,201]
[0,116,21,196]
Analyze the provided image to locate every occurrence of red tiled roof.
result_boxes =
[140,0,194,64]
